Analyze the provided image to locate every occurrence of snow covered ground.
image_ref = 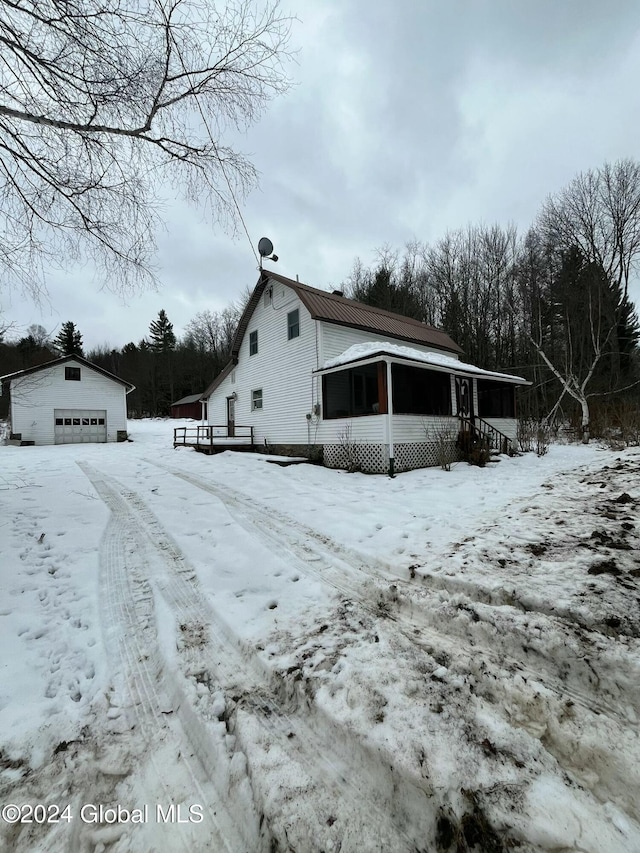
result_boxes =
[0,420,639,853]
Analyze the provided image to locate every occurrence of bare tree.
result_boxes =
[0,0,293,301]
[532,160,640,440]
[540,159,640,300]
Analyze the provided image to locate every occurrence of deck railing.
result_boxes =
[457,415,513,454]
[173,424,254,447]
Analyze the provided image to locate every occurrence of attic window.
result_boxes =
[287,308,300,340]
[65,366,81,381]
[249,330,258,356]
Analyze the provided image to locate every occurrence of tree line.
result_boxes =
[0,305,242,418]
[344,159,640,440]
[2,158,639,439]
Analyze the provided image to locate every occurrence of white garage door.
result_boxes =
[54,409,107,444]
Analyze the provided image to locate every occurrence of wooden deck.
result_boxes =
[173,425,255,455]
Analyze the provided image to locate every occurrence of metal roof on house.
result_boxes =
[0,354,135,391]
[202,271,464,400]
[171,393,204,407]
[264,272,463,354]
[202,361,235,400]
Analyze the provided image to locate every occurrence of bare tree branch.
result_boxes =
[0,0,294,301]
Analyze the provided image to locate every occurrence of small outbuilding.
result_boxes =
[170,393,206,420]
[1,355,135,446]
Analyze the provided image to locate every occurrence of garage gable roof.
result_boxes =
[1,355,135,392]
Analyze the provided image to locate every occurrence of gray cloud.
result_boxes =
[4,0,640,348]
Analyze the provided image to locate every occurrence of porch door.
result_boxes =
[455,377,473,419]
[227,395,235,437]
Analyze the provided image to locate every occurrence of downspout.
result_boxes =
[386,359,395,478]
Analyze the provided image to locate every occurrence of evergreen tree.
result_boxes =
[53,321,84,356]
[148,310,176,352]
[147,311,176,415]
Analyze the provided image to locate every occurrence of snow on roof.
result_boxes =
[321,342,528,383]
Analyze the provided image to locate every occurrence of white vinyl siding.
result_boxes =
[9,359,128,445]
[319,322,459,364]
[207,283,318,444]
[480,417,518,443]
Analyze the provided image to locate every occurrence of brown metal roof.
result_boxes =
[202,361,235,399]
[202,272,463,400]
[171,393,204,407]
[263,271,463,354]
[1,354,135,391]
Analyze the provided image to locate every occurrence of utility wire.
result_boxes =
[173,39,260,268]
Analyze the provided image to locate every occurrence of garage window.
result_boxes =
[55,418,63,425]
[65,367,81,381]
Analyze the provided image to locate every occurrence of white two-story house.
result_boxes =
[202,271,527,474]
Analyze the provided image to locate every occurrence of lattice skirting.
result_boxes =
[394,441,463,472]
[323,443,388,473]
[323,442,462,474]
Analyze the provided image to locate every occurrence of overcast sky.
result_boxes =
[3,0,640,351]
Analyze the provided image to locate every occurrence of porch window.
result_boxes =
[391,365,451,415]
[287,309,300,340]
[322,363,379,418]
[477,380,515,418]
[251,388,263,410]
[65,366,81,381]
[249,330,258,356]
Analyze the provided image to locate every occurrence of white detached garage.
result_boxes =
[1,355,134,446]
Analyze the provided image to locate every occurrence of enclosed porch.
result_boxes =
[315,344,527,474]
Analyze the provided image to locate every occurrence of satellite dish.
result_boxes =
[258,237,274,258]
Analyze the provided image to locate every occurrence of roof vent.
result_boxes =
[332,289,344,297]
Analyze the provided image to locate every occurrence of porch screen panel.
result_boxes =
[391,364,451,415]
[323,363,379,418]
[477,380,515,418]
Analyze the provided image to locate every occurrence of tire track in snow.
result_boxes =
[146,459,632,721]
[82,463,429,853]
[142,460,640,821]
[78,462,259,853]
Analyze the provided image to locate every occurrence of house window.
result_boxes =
[251,389,263,411]
[65,366,81,381]
[249,330,258,356]
[477,380,515,418]
[391,365,452,416]
[322,363,380,419]
[287,309,300,340]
